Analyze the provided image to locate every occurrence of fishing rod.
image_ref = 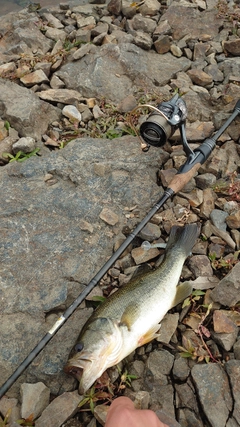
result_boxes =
[0,96,239,399]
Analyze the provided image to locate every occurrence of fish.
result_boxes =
[64,223,199,394]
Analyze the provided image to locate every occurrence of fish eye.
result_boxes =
[75,342,84,352]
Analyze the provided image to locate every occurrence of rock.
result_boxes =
[199,188,216,218]
[191,364,232,427]
[188,255,213,277]
[210,224,236,249]
[93,404,108,426]
[62,105,82,124]
[131,246,160,264]
[213,310,238,334]
[210,209,228,232]
[211,328,238,352]
[225,360,240,425]
[195,172,216,189]
[20,70,49,87]
[172,357,190,382]
[20,382,50,419]
[157,313,179,344]
[223,39,240,56]
[146,349,174,380]
[139,222,161,242]
[0,79,60,140]
[56,44,191,102]
[0,396,21,425]
[12,137,36,154]
[99,207,119,225]
[38,89,84,104]
[187,69,213,87]
[210,262,240,307]
[226,210,240,230]
[34,391,81,427]
[234,339,240,360]
[175,380,199,414]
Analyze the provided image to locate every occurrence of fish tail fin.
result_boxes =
[165,223,200,257]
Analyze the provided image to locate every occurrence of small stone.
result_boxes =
[199,188,216,218]
[45,27,67,42]
[107,0,122,15]
[211,328,238,352]
[38,89,83,104]
[139,223,161,242]
[34,391,81,427]
[157,313,179,344]
[131,246,160,264]
[92,105,104,119]
[79,219,94,233]
[134,31,152,50]
[154,35,171,54]
[187,69,213,87]
[223,39,240,56]
[99,207,119,225]
[0,397,20,425]
[213,310,237,334]
[133,390,150,409]
[179,188,203,207]
[191,364,232,427]
[138,0,161,16]
[188,255,213,277]
[159,169,177,187]
[20,70,49,87]
[195,173,216,189]
[225,360,240,425]
[231,229,240,250]
[210,209,228,231]
[12,137,36,155]
[211,224,236,249]
[233,339,240,360]
[50,75,65,89]
[0,62,16,76]
[146,349,174,379]
[173,357,190,382]
[62,105,82,124]
[93,404,109,426]
[21,382,50,419]
[226,210,240,230]
[210,262,240,307]
[117,95,137,113]
[43,13,64,29]
[170,44,182,57]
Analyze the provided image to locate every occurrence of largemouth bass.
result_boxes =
[64,223,199,394]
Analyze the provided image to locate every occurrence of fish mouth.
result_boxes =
[64,356,107,395]
[64,364,83,383]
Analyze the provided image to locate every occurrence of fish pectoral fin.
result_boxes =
[171,281,193,308]
[138,324,161,346]
[120,303,140,331]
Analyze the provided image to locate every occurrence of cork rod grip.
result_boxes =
[168,163,201,194]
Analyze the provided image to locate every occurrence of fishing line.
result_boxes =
[1,98,239,399]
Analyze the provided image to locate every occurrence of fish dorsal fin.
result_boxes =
[120,303,140,331]
[170,281,193,309]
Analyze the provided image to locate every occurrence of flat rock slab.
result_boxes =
[56,43,191,101]
[191,363,233,427]
[0,135,165,396]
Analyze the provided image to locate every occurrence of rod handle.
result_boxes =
[168,163,201,193]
